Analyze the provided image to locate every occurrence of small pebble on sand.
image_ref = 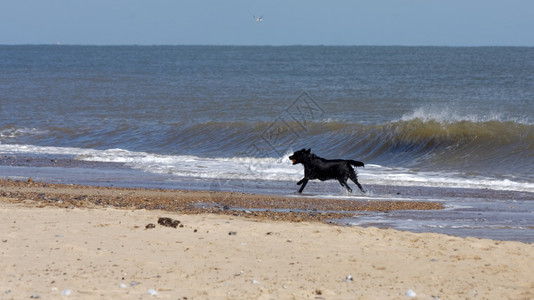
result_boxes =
[405,289,416,298]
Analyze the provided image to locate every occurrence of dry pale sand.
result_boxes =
[1,196,533,300]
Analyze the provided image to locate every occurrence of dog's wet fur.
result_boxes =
[289,148,365,194]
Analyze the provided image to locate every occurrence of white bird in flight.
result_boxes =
[253,15,263,22]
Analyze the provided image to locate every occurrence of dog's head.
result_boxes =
[289,148,311,165]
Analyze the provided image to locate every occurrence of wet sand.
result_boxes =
[1,179,534,299]
[0,179,443,223]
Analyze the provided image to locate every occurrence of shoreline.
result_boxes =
[0,179,443,223]
[1,173,533,243]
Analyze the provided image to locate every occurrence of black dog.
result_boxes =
[289,148,365,194]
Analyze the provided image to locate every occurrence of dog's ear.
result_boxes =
[306,148,311,153]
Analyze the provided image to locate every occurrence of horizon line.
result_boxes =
[1,43,533,48]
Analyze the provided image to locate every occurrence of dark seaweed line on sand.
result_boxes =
[0,179,443,223]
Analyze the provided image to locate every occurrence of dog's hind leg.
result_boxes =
[349,173,365,193]
[297,178,309,193]
[338,179,353,193]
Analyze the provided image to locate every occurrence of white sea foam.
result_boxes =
[0,127,49,140]
[1,144,533,193]
[401,106,532,124]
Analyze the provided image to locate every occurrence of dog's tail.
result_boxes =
[348,160,365,168]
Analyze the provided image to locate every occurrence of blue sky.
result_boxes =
[1,0,533,46]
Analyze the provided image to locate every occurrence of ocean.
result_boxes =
[1,45,533,242]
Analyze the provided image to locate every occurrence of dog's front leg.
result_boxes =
[298,178,309,193]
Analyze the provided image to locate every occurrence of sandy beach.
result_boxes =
[1,180,533,299]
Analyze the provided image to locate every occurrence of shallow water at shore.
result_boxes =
[1,156,532,243]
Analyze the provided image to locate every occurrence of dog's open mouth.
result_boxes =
[291,158,297,164]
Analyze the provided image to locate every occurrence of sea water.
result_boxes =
[1,45,533,242]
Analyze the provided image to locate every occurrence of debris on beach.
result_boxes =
[405,289,416,298]
[344,275,353,282]
[228,231,237,235]
[145,223,156,229]
[158,217,180,228]
[61,289,72,296]
[147,289,158,296]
